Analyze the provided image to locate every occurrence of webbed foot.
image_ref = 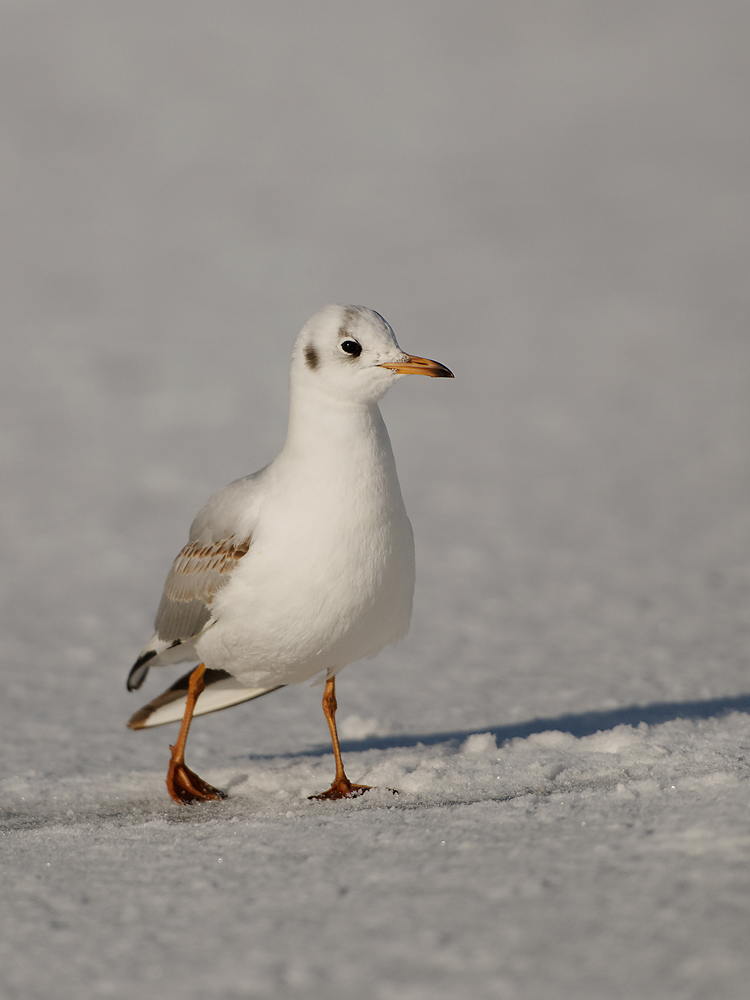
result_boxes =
[167,750,227,805]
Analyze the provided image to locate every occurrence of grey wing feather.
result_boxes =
[152,467,272,643]
[188,467,270,544]
[154,535,251,641]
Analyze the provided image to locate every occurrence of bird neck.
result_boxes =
[281,382,395,475]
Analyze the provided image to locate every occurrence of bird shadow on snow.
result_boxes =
[244,692,750,761]
[4,694,749,833]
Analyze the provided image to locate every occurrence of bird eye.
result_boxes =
[340,340,362,357]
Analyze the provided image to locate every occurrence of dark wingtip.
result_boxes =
[127,650,157,691]
[126,705,153,730]
[127,667,235,729]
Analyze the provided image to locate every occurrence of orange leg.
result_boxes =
[166,663,227,804]
[309,676,373,800]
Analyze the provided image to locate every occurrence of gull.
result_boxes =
[127,305,453,803]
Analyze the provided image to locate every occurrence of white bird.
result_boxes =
[127,305,453,803]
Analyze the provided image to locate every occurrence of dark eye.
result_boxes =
[340,340,362,357]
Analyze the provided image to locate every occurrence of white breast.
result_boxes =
[194,396,415,687]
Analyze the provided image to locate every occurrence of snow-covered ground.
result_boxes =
[3,3,750,998]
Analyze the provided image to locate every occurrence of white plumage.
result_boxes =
[127,304,452,802]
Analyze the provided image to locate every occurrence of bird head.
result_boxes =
[291,304,453,405]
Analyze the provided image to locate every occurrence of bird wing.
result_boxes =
[153,534,251,642]
[154,465,273,643]
[127,467,272,692]
[126,532,252,691]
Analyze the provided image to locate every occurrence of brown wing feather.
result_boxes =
[154,535,251,642]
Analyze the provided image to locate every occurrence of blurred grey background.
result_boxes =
[2,1,750,775]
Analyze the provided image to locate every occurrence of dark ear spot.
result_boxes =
[304,344,319,370]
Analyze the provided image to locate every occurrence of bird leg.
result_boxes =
[166,663,227,804]
[309,676,373,800]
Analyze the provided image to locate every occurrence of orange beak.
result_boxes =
[380,354,454,378]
